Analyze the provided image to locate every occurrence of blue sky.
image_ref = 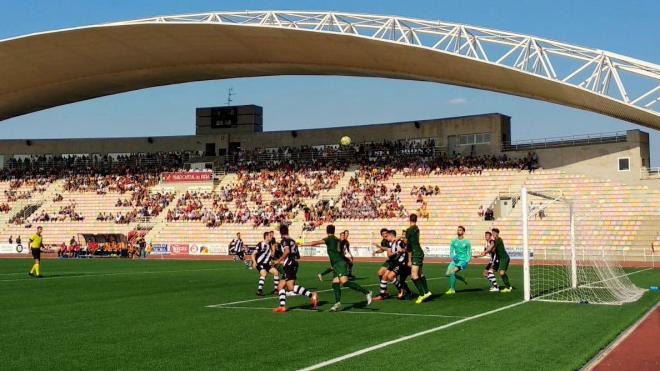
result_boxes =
[0,0,658,165]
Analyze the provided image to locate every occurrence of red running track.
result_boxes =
[592,304,660,371]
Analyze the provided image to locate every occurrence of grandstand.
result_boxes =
[1,123,657,263]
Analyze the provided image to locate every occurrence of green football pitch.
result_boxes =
[1,259,658,370]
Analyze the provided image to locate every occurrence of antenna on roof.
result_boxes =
[226,87,235,106]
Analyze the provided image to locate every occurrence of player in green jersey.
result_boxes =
[404,214,431,304]
[445,226,472,294]
[307,225,372,312]
[492,228,512,292]
[317,231,354,280]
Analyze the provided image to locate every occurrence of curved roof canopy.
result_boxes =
[0,11,659,129]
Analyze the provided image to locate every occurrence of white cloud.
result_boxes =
[447,98,467,105]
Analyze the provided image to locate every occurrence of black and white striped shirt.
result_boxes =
[281,237,299,266]
[254,241,272,265]
[232,238,244,253]
[389,239,408,265]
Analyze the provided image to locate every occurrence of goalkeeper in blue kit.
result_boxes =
[446,225,472,294]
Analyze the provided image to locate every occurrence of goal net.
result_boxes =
[521,187,645,305]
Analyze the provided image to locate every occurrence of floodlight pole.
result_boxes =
[522,187,530,302]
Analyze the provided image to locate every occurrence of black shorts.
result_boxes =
[31,248,41,260]
[256,263,272,272]
[394,264,411,278]
[283,262,298,281]
[485,262,500,271]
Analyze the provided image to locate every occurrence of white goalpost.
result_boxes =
[521,187,645,305]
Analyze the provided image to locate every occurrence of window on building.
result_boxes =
[458,133,491,146]
[618,157,630,171]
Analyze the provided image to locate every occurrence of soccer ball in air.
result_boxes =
[340,136,351,146]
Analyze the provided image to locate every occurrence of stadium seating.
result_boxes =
[147,168,659,261]
[0,148,657,262]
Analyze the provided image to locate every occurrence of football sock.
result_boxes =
[258,277,265,291]
[412,278,425,295]
[379,279,388,295]
[420,275,430,292]
[273,276,280,291]
[35,264,40,276]
[294,285,312,298]
[344,281,369,294]
[455,274,467,284]
[30,264,36,274]
[392,279,402,290]
[449,274,456,290]
[487,272,499,288]
[278,289,286,307]
[332,283,341,303]
[502,273,511,288]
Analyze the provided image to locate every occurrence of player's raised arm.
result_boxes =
[306,239,326,247]
[478,240,495,257]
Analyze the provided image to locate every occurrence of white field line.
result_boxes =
[0,267,228,282]
[582,301,660,371]
[206,277,446,307]
[297,301,525,371]
[297,267,654,370]
[210,305,466,319]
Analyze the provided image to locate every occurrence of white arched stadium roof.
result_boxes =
[0,11,658,129]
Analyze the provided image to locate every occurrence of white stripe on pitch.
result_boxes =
[0,267,226,282]
[297,301,525,371]
[210,305,466,319]
[297,266,654,370]
[206,277,446,307]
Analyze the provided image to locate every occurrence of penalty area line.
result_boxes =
[0,267,227,283]
[206,277,447,307]
[297,301,525,371]
[209,305,466,319]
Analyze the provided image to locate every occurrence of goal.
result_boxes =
[520,187,645,305]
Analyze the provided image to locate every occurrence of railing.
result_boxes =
[503,131,627,151]
[5,152,198,172]
[223,146,445,165]
[641,167,660,179]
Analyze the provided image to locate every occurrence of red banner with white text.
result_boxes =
[162,172,212,183]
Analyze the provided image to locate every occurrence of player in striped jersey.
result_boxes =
[251,232,281,296]
[230,233,251,269]
[273,225,318,313]
[371,228,393,296]
[371,227,398,299]
[479,231,500,292]
[373,230,412,301]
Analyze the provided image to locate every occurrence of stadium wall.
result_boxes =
[0,113,509,156]
[228,113,509,155]
[508,130,649,184]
